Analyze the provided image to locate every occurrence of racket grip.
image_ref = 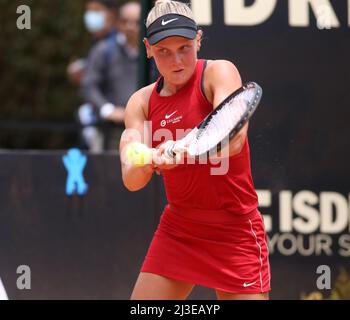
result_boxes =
[165,144,177,159]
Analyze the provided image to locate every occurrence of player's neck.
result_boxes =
[161,81,186,96]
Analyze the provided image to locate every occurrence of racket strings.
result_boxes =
[188,89,256,155]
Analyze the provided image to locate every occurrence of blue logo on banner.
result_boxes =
[63,148,88,196]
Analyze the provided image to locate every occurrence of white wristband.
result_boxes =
[100,103,115,119]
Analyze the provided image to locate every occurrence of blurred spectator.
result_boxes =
[84,0,119,40]
[67,58,103,152]
[67,0,120,152]
[80,1,141,150]
[67,58,86,86]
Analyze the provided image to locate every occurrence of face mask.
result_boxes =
[84,11,106,33]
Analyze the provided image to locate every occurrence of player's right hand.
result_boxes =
[151,145,178,172]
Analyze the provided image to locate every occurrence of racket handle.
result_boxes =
[165,144,177,159]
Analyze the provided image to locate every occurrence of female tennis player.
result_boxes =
[119,0,270,300]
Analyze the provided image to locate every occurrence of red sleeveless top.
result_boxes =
[148,59,258,216]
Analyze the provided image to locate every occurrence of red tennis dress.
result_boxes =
[141,59,271,294]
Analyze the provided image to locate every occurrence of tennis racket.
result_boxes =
[163,81,262,160]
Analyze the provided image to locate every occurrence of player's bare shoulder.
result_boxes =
[202,60,241,103]
[124,83,156,125]
[206,59,240,80]
[206,59,241,91]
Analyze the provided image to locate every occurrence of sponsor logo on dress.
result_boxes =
[243,281,257,288]
[165,111,178,119]
[160,110,182,127]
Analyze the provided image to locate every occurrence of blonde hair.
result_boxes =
[146,0,195,28]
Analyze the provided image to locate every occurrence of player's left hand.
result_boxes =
[152,140,183,171]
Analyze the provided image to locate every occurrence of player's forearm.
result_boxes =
[122,164,153,192]
[224,123,248,157]
[208,130,246,160]
[228,136,245,156]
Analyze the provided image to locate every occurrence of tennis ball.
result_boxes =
[126,142,152,167]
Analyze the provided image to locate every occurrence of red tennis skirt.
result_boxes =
[141,204,271,294]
